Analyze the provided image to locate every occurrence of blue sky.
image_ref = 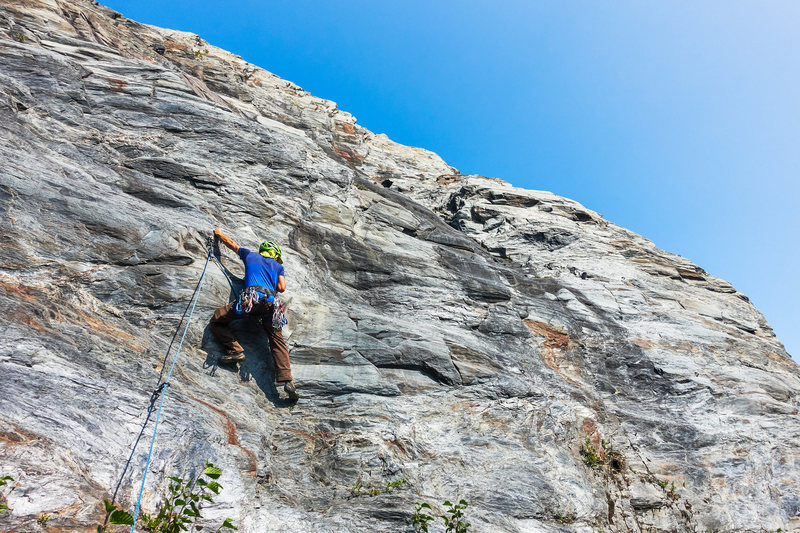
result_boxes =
[102,1,798,359]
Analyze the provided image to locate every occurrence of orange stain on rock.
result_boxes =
[108,78,128,92]
[524,319,576,383]
[333,144,365,164]
[336,121,355,135]
[633,338,655,349]
[190,396,258,475]
[0,280,35,300]
[165,40,186,51]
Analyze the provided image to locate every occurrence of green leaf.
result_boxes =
[203,466,222,479]
[206,481,221,494]
[103,499,116,513]
[221,517,237,530]
[201,495,213,503]
[169,476,184,483]
[109,509,135,526]
[175,499,186,506]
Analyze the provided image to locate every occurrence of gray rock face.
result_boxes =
[0,2,798,532]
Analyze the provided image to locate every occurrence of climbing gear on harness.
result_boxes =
[272,297,287,330]
[233,285,275,315]
[234,286,261,315]
[284,380,299,402]
[258,240,283,264]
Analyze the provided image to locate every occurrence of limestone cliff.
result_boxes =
[0,1,798,532]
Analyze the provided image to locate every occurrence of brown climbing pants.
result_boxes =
[208,300,293,382]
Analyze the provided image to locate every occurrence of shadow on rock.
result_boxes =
[201,321,295,408]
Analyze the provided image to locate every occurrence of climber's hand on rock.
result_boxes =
[213,229,239,253]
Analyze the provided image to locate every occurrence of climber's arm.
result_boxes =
[277,275,286,293]
[213,228,239,254]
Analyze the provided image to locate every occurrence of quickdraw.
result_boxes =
[235,286,262,314]
[272,298,288,329]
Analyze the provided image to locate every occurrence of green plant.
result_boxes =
[13,32,25,42]
[442,500,470,533]
[641,473,680,502]
[37,513,51,525]
[0,475,13,514]
[412,498,471,533]
[411,502,434,533]
[581,437,605,469]
[666,481,680,501]
[98,461,236,533]
[98,499,134,532]
[385,478,407,492]
[350,479,363,496]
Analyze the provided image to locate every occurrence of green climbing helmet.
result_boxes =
[259,240,283,264]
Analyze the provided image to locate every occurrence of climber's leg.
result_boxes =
[256,302,293,383]
[209,302,244,357]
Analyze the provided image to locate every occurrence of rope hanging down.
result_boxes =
[211,251,236,293]
[129,239,214,533]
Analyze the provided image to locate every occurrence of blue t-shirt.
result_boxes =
[238,247,285,302]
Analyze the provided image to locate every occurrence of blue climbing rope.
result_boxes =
[129,243,213,533]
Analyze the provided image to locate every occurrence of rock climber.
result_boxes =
[208,228,298,401]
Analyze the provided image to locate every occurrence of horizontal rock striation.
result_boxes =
[0,1,798,532]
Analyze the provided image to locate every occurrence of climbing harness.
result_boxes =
[128,237,214,533]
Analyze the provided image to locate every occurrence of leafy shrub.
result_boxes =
[581,437,605,468]
[412,499,471,533]
[350,477,407,498]
[411,502,434,533]
[385,479,407,492]
[99,461,236,533]
[442,500,470,533]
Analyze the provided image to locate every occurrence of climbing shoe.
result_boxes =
[219,349,245,364]
[284,380,299,402]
